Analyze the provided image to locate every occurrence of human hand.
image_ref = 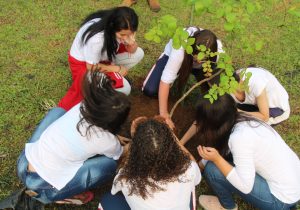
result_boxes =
[130,116,148,137]
[197,146,221,163]
[124,42,138,53]
[119,65,128,76]
[117,135,131,146]
[160,113,175,130]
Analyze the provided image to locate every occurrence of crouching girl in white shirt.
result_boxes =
[17,72,130,204]
[190,94,300,210]
[232,66,290,125]
[99,117,201,210]
[142,27,223,129]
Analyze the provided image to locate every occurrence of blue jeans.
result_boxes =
[17,107,118,204]
[204,161,297,210]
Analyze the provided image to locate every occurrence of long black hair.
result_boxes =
[81,7,138,61]
[177,29,218,93]
[77,71,130,136]
[195,94,262,157]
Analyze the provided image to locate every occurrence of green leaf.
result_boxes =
[144,32,153,41]
[186,45,193,54]
[153,35,161,43]
[187,38,195,45]
[219,88,225,96]
[212,93,218,100]
[156,30,163,36]
[224,22,234,32]
[180,30,189,40]
[199,45,207,52]
[217,62,226,69]
[209,97,214,104]
[197,52,205,60]
[204,94,211,99]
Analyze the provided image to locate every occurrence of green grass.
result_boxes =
[0,0,299,209]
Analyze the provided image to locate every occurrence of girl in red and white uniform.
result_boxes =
[59,7,144,111]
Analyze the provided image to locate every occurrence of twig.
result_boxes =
[170,69,224,118]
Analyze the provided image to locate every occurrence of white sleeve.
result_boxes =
[161,47,185,84]
[111,171,122,195]
[226,132,256,194]
[96,131,123,160]
[191,161,201,186]
[247,69,268,98]
[83,33,104,64]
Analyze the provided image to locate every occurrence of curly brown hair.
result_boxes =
[116,118,191,199]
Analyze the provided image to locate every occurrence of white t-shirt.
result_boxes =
[70,18,109,64]
[234,67,290,111]
[226,121,300,204]
[25,103,123,190]
[111,161,201,210]
[161,27,224,84]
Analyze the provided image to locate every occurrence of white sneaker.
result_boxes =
[199,195,238,210]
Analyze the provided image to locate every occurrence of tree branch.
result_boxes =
[170,69,224,118]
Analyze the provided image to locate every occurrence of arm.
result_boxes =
[174,134,196,161]
[158,81,175,129]
[198,132,256,193]
[240,89,269,122]
[86,63,128,76]
[197,146,233,176]
[180,121,197,145]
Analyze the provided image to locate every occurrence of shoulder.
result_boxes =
[229,122,256,145]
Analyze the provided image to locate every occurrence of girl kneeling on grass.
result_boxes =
[99,117,201,210]
[17,72,130,204]
[142,27,223,129]
[184,94,300,210]
[231,66,290,125]
[58,7,144,111]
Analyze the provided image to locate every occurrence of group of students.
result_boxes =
[16,6,300,210]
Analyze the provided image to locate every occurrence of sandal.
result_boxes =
[55,191,94,205]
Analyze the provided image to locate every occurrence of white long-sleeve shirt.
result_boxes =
[25,103,123,190]
[226,121,300,204]
[111,161,201,210]
[161,27,224,84]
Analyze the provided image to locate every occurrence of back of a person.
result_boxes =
[233,121,300,203]
[246,67,289,111]
[122,163,196,210]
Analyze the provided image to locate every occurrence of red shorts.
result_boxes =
[58,43,127,111]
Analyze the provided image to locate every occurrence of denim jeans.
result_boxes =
[204,161,297,210]
[17,107,118,204]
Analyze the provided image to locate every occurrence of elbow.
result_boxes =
[241,185,253,194]
[262,115,269,122]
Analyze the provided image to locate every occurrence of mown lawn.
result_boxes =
[0,0,299,209]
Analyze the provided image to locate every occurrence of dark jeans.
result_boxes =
[204,161,297,210]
